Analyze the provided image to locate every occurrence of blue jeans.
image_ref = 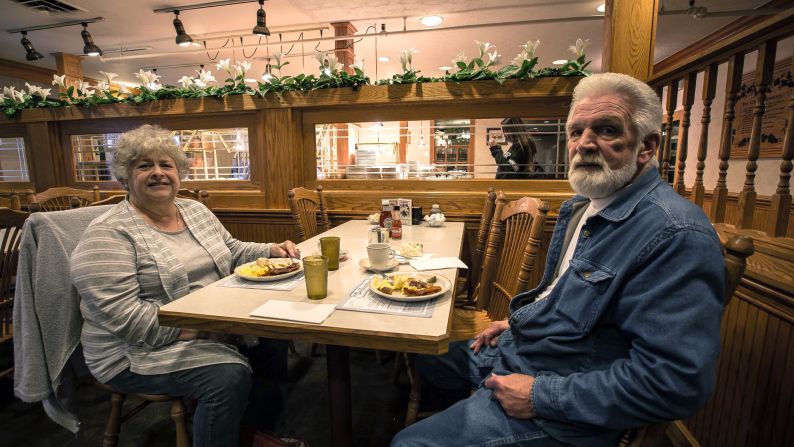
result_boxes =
[107,362,251,447]
[391,341,565,447]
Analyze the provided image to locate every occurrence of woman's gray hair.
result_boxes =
[111,124,189,185]
[568,73,662,167]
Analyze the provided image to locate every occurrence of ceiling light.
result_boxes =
[596,3,606,13]
[173,11,194,47]
[81,22,102,56]
[261,60,274,81]
[438,65,452,71]
[419,16,443,27]
[19,31,44,61]
[552,59,567,65]
[252,0,270,36]
[377,56,390,62]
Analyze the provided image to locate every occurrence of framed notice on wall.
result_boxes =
[730,57,793,159]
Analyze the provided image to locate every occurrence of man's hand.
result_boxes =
[271,240,301,258]
[470,319,510,353]
[484,373,536,419]
[177,329,199,341]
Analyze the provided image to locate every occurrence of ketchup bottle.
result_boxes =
[390,205,402,239]
[379,200,393,231]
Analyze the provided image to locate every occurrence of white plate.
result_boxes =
[395,253,425,264]
[359,258,399,272]
[369,272,451,302]
[311,248,350,260]
[234,258,303,282]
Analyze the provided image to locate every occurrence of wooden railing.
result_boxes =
[648,8,794,447]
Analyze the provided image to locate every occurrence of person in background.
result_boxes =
[70,124,300,447]
[488,117,540,179]
[392,73,725,446]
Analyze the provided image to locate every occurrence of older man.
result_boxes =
[391,73,725,447]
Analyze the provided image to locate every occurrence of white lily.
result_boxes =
[452,52,467,65]
[135,69,161,87]
[178,76,194,88]
[76,80,92,93]
[512,51,530,67]
[99,71,118,84]
[215,58,232,75]
[233,60,252,77]
[94,81,110,93]
[52,74,67,88]
[521,40,540,60]
[349,57,365,72]
[25,83,51,99]
[569,38,590,58]
[195,70,216,86]
[399,48,418,71]
[4,86,23,102]
[476,41,493,58]
[272,51,283,68]
[486,50,501,66]
[326,54,343,73]
[315,53,327,68]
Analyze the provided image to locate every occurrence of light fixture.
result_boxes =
[419,15,444,27]
[552,59,567,65]
[173,11,194,46]
[20,31,44,61]
[81,22,102,56]
[377,56,390,62]
[261,59,274,81]
[596,3,606,13]
[438,65,452,71]
[252,0,270,36]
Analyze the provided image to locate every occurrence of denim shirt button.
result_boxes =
[582,229,591,238]
[583,271,592,279]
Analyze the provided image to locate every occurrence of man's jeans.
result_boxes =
[391,341,565,447]
[107,362,251,447]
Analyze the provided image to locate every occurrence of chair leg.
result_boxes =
[404,354,422,426]
[310,343,323,356]
[103,392,126,447]
[170,398,191,447]
[288,341,298,355]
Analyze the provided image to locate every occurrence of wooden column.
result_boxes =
[53,52,83,93]
[711,53,744,223]
[737,40,777,229]
[602,0,659,80]
[398,121,408,163]
[766,50,794,237]
[331,22,357,75]
[335,124,349,174]
[692,63,719,208]
[0,58,55,86]
[674,72,697,196]
[661,80,678,179]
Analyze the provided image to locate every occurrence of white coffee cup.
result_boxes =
[367,243,396,269]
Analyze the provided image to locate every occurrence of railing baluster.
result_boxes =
[766,49,794,237]
[693,63,719,208]
[711,53,745,223]
[661,80,679,180]
[676,71,698,196]
[737,40,777,229]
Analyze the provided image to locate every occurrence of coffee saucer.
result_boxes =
[359,258,399,272]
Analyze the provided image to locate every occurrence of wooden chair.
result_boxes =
[0,208,29,379]
[90,195,127,206]
[287,186,330,242]
[27,186,101,212]
[456,187,498,305]
[619,234,755,447]
[0,191,22,211]
[178,188,210,207]
[404,194,549,425]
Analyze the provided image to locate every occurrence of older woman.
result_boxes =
[70,124,299,447]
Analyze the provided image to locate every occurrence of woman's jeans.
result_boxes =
[107,363,251,447]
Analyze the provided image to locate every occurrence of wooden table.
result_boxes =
[159,220,465,447]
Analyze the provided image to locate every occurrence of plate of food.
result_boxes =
[235,258,303,282]
[369,272,451,302]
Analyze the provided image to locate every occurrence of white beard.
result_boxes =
[568,151,638,199]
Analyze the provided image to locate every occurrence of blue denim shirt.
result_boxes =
[481,168,724,446]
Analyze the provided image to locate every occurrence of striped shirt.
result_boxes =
[70,199,274,383]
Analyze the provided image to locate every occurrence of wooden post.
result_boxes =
[737,40,777,229]
[711,53,745,223]
[661,80,678,180]
[602,0,659,80]
[693,63,719,208]
[331,22,357,75]
[53,52,83,93]
[765,48,793,237]
[675,72,698,196]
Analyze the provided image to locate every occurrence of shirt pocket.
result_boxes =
[554,257,615,332]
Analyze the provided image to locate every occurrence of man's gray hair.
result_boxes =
[568,73,662,166]
[111,124,189,185]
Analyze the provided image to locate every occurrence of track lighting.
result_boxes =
[252,0,270,36]
[173,11,194,46]
[261,59,273,81]
[20,31,44,61]
[81,23,102,56]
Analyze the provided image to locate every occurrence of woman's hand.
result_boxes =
[470,319,510,353]
[271,240,301,258]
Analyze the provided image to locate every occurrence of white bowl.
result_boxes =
[427,221,444,227]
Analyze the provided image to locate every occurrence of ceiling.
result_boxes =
[0,0,780,86]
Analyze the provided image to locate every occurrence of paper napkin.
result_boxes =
[409,257,468,271]
[250,300,336,324]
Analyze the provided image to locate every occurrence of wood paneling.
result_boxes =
[602,0,659,80]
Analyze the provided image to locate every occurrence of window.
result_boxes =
[0,136,30,182]
[71,127,250,182]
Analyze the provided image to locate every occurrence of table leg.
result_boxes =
[326,344,352,447]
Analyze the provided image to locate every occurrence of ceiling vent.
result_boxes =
[11,0,86,14]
